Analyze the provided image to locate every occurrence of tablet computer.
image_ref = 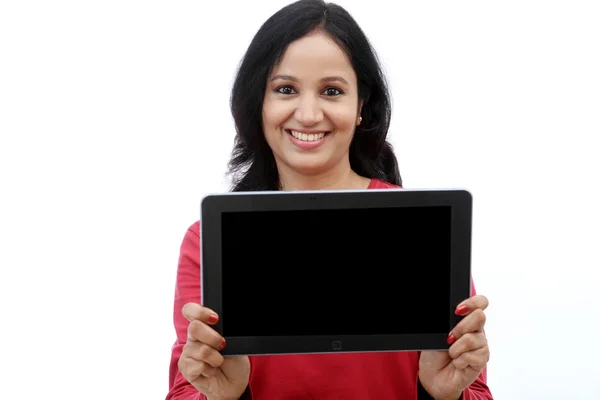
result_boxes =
[200,188,472,356]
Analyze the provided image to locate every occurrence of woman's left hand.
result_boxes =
[418,295,490,400]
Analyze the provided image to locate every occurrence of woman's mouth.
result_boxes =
[286,129,329,142]
[285,129,330,150]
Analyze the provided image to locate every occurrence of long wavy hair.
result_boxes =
[227,0,402,191]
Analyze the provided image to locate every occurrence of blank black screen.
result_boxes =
[220,206,451,337]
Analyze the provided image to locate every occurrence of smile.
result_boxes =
[286,129,330,141]
[285,129,330,150]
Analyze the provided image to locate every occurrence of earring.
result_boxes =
[359,116,362,123]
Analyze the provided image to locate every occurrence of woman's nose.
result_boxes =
[294,95,324,126]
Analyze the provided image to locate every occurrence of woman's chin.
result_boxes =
[284,155,332,176]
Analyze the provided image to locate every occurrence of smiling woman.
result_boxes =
[166,0,494,399]
[226,0,402,193]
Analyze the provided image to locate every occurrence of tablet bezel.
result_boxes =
[200,188,472,356]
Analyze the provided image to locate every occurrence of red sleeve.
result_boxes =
[166,222,207,400]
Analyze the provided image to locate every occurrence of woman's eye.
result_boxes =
[323,87,342,96]
[276,86,296,95]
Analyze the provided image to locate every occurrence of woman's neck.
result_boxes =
[278,163,371,191]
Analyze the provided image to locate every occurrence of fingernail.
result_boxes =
[208,313,219,324]
[455,305,468,315]
[447,332,457,345]
[219,340,226,351]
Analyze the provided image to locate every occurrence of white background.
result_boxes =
[1,0,599,399]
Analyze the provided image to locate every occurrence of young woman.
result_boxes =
[167,1,493,399]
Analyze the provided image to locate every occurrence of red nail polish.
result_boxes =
[455,305,468,315]
[208,314,219,324]
[447,333,456,345]
[219,340,226,350]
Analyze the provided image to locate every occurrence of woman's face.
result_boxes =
[262,30,362,178]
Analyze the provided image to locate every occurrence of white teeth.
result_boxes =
[290,130,326,141]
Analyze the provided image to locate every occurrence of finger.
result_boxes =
[449,308,487,343]
[182,302,220,325]
[182,341,225,369]
[451,346,490,371]
[178,355,215,382]
[455,295,489,316]
[448,332,487,359]
[187,319,227,350]
[200,365,217,378]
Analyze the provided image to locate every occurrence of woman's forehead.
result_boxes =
[271,32,355,82]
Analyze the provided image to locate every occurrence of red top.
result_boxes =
[166,179,493,400]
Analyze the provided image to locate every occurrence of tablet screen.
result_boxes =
[220,206,451,338]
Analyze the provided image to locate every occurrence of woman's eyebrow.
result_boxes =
[271,74,297,82]
[270,75,349,85]
[320,76,348,85]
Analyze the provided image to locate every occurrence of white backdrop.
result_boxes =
[1,1,599,399]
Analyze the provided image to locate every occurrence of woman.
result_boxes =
[167,0,493,399]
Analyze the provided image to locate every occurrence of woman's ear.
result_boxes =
[356,100,364,126]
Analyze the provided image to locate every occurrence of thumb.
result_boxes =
[220,356,250,377]
[419,350,451,370]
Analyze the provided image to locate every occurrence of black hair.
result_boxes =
[227,0,402,191]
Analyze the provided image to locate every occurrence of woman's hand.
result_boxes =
[418,295,490,400]
[179,303,250,400]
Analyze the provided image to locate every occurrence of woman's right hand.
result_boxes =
[179,303,250,400]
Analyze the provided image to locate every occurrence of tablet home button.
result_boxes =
[332,341,342,351]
